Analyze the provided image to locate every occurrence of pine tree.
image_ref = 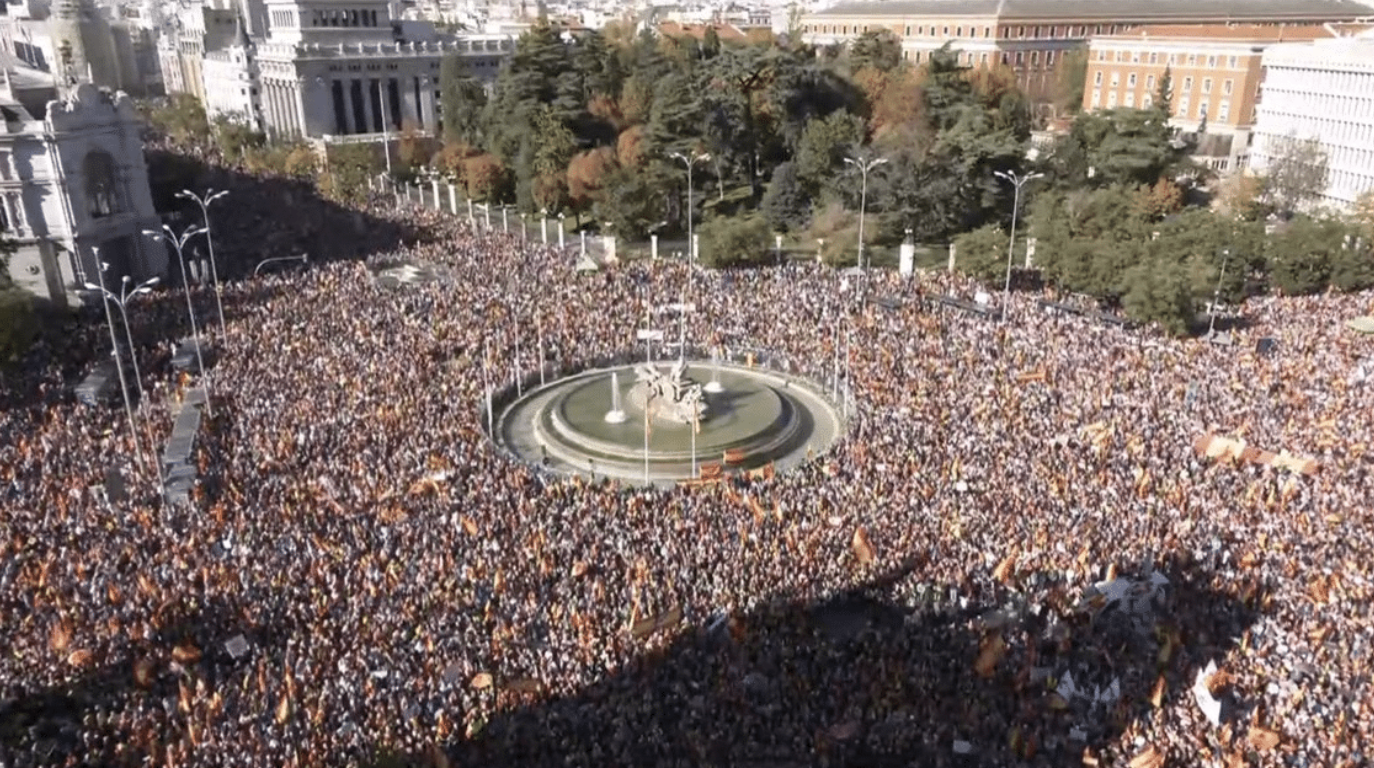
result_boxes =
[1154,67,1173,116]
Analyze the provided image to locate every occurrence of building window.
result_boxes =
[1207,55,1216,68]
[1132,51,1140,63]
[904,25,911,35]
[1228,55,1237,68]
[1016,51,1024,65]
[1178,96,1190,116]
[1031,51,1039,65]
[1202,77,1212,94]
[1128,72,1137,87]
[1182,76,1193,91]
[1094,70,1103,85]
[1187,54,1196,66]
[1046,50,1055,66]
[1143,94,1154,108]
[1199,101,1209,119]
[984,27,991,37]
[1091,89,1101,107]
[1219,100,1230,122]
[943,26,949,35]
[1097,50,1106,62]
[980,52,988,64]
[1095,24,1102,34]
[956,26,962,36]
[83,151,119,219]
[1017,26,1024,37]
[1110,71,1120,87]
[1108,91,1118,108]
[1001,52,1009,64]
[1125,92,1135,107]
[1149,52,1157,64]
[1034,25,1041,37]
[1223,78,1233,95]
[1146,74,1156,90]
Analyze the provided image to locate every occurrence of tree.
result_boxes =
[462,153,508,201]
[1261,134,1328,217]
[212,115,266,164]
[397,121,435,172]
[1131,178,1184,221]
[144,93,211,146]
[567,147,617,213]
[1068,108,1185,189]
[594,164,664,240]
[1121,258,1195,335]
[857,66,927,140]
[1153,67,1174,116]
[1267,215,1341,295]
[921,44,974,133]
[699,215,773,267]
[440,54,488,145]
[952,224,1009,283]
[760,161,809,232]
[1053,50,1088,117]
[848,30,902,74]
[794,110,865,192]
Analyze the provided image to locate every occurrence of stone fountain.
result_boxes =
[604,371,627,423]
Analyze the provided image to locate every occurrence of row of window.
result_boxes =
[1094,70,1235,97]
[1269,68,1374,98]
[1096,49,1243,70]
[806,22,1121,39]
[902,48,1058,68]
[1260,115,1374,148]
[1263,89,1374,122]
[309,8,381,28]
[1090,87,1236,123]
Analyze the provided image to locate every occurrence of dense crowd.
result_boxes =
[2,186,1372,768]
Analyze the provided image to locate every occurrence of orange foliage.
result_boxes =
[967,64,1021,108]
[567,147,618,211]
[461,153,505,201]
[616,126,646,169]
[1133,178,1184,220]
[434,142,482,180]
[588,94,626,131]
[531,171,567,212]
[618,77,653,127]
[858,66,927,140]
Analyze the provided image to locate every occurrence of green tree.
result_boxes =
[952,224,1009,283]
[212,115,266,164]
[1267,215,1341,295]
[1153,67,1173,116]
[1068,108,1185,189]
[1121,258,1195,335]
[848,30,902,73]
[699,215,773,267]
[794,110,865,191]
[760,161,809,232]
[440,54,488,145]
[1053,50,1088,117]
[594,164,665,240]
[921,44,975,133]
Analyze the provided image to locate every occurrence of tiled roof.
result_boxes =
[811,0,1374,20]
[658,21,749,41]
[1095,22,1374,41]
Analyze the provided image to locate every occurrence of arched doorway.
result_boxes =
[83,150,121,220]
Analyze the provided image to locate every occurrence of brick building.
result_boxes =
[1082,24,1366,172]
[801,0,1374,119]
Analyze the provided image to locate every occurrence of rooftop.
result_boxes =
[810,0,1374,20]
[1093,22,1374,41]
[658,21,750,41]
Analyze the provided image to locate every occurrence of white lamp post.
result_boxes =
[83,269,160,397]
[669,150,710,266]
[992,170,1044,322]
[843,155,888,271]
[558,213,566,248]
[83,256,149,473]
[143,225,213,415]
[175,188,229,334]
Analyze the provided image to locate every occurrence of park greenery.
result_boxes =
[131,26,1374,336]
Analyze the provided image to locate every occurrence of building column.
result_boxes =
[423,80,437,134]
[341,79,356,134]
[401,74,419,129]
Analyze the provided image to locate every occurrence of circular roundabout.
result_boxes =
[491,358,847,486]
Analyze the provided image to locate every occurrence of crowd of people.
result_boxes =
[2,180,1372,768]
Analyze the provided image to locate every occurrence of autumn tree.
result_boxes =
[462,153,508,201]
[566,147,618,213]
[1053,50,1088,117]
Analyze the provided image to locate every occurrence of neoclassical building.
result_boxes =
[1251,30,1374,211]
[163,0,512,139]
[801,0,1374,116]
[1,81,163,304]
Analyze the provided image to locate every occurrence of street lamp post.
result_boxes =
[1208,248,1231,337]
[669,151,711,266]
[84,255,148,473]
[144,225,214,415]
[558,213,566,248]
[176,188,229,334]
[992,169,1044,322]
[843,155,888,271]
[84,269,160,397]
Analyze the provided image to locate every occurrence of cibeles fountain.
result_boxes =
[492,354,845,486]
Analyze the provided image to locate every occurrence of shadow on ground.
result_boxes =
[435,551,1259,768]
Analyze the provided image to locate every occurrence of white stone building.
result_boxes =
[163,0,513,139]
[1251,31,1374,211]
[1,80,163,304]
[201,19,264,130]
